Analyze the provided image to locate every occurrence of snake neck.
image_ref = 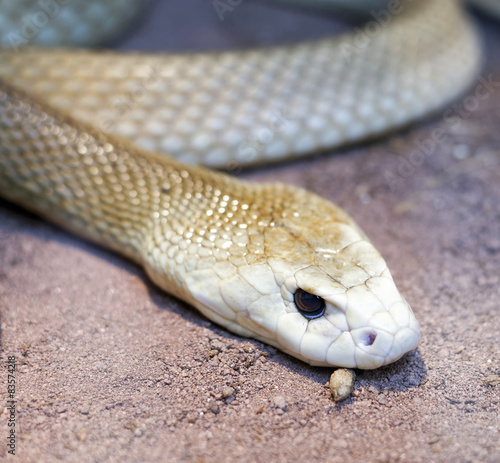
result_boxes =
[0,79,263,270]
[0,80,233,266]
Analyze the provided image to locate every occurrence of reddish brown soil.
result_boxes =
[1,2,499,462]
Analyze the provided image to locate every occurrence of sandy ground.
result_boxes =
[1,2,499,462]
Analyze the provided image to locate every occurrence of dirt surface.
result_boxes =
[1,2,499,462]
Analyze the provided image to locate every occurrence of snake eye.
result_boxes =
[294,289,325,319]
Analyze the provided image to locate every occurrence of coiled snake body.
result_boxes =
[0,0,483,367]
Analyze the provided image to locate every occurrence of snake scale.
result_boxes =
[0,0,483,368]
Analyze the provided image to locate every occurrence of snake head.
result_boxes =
[147,182,420,369]
[214,185,419,368]
[263,253,421,368]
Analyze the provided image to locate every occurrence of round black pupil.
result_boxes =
[294,289,325,319]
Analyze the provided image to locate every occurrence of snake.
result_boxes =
[0,0,484,368]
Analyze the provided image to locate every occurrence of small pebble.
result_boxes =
[455,345,465,355]
[222,386,235,399]
[367,386,378,394]
[272,395,287,412]
[427,435,441,445]
[124,420,138,430]
[76,428,88,442]
[484,374,500,386]
[209,403,220,414]
[329,369,356,402]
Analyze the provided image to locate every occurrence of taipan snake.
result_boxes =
[0,0,488,368]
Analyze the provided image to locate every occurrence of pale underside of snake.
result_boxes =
[0,0,483,368]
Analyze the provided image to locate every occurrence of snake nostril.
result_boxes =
[364,331,377,346]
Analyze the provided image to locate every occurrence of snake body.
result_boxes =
[0,0,483,367]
